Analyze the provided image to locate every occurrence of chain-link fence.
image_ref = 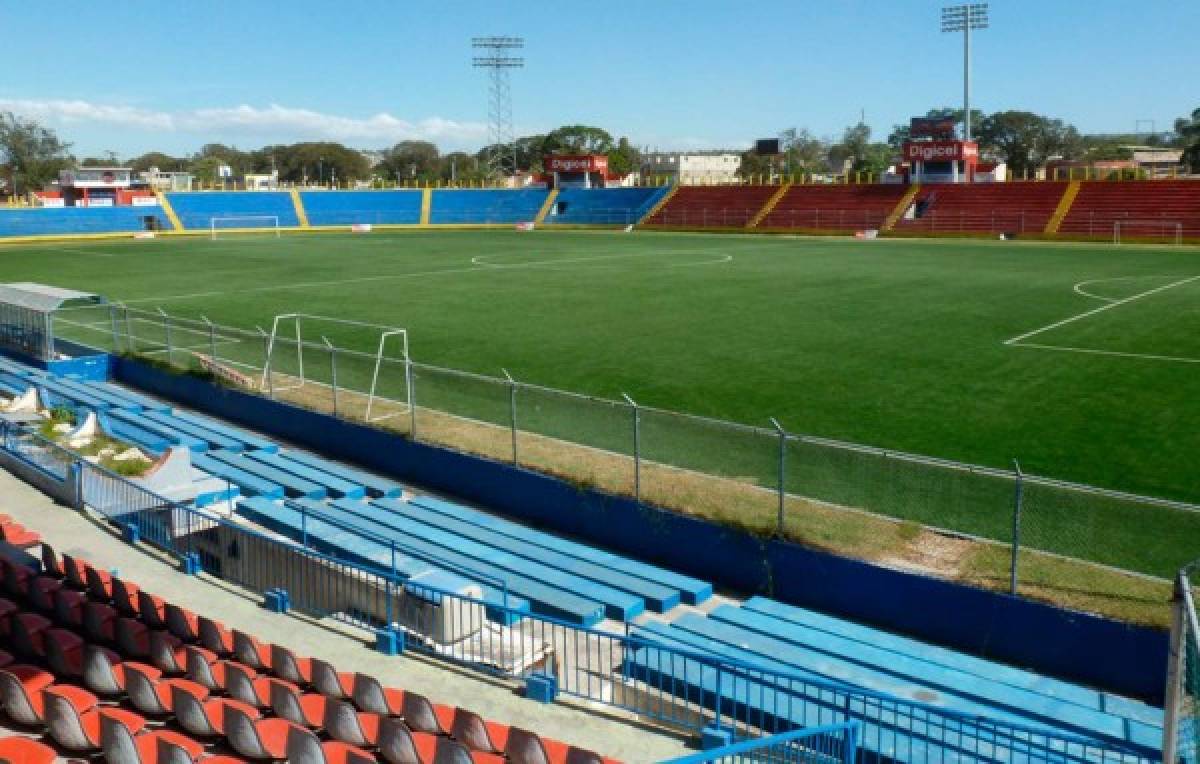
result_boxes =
[50,305,1200,619]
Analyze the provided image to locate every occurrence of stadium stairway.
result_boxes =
[1058,180,1200,239]
[642,185,779,228]
[896,182,1067,235]
[543,187,669,226]
[757,184,909,231]
[628,597,1163,761]
[164,191,301,231]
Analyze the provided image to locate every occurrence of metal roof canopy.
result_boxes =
[0,283,105,313]
[0,283,107,361]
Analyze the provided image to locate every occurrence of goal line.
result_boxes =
[210,216,282,239]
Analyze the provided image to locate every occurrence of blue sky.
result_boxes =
[2,0,1195,158]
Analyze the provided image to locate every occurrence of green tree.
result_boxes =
[976,111,1083,177]
[828,122,891,175]
[128,152,186,173]
[0,112,73,196]
[606,136,641,178]
[1176,107,1200,172]
[377,140,441,182]
[544,125,615,155]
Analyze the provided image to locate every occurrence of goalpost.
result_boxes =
[1113,220,1183,246]
[210,216,282,239]
[261,313,411,424]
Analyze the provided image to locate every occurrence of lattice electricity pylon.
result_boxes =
[472,36,524,179]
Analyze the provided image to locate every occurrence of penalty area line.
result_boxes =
[1007,342,1200,365]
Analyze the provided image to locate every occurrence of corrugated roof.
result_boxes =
[0,283,104,313]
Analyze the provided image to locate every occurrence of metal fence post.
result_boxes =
[257,327,275,398]
[108,305,120,352]
[1162,565,1197,764]
[502,368,518,465]
[406,359,417,440]
[622,393,640,503]
[158,308,173,364]
[324,337,339,418]
[1010,459,1023,595]
[123,307,134,353]
[387,541,397,630]
[770,418,786,535]
[202,315,217,361]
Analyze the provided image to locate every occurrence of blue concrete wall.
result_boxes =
[0,207,167,237]
[110,356,1169,703]
[165,192,299,230]
[300,190,422,226]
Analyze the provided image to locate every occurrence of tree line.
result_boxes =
[738,107,1200,180]
[1,108,1198,196]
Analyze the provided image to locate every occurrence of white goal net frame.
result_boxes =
[1113,220,1183,246]
[210,216,282,239]
[262,313,411,424]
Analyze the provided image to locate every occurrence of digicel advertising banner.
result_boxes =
[546,155,608,173]
[903,141,978,162]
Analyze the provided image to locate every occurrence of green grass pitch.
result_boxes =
[7,229,1199,578]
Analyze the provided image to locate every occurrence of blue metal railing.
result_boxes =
[0,423,1162,764]
[662,722,859,764]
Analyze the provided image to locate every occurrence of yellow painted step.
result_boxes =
[882,185,921,231]
[637,185,679,225]
[748,183,792,229]
[534,189,559,224]
[289,188,310,228]
[1045,180,1081,234]
[154,191,184,232]
[420,188,433,226]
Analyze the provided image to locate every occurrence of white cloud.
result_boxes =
[0,98,488,147]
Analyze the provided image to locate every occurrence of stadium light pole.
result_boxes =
[941,4,989,142]
[472,37,525,180]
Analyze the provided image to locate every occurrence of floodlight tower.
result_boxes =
[472,36,525,179]
[941,4,989,142]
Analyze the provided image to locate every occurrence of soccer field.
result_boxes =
[7,230,1199,504]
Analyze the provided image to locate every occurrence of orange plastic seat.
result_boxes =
[0,735,57,764]
[223,702,305,760]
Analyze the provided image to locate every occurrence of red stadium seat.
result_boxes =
[44,684,146,751]
[222,701,306,760]
[171,684,260,739]
[350,672,403,716]
[268,681,328,729]
[0,665,58,726]
[0,736,56,764]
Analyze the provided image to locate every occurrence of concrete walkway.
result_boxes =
[0,468,693,762]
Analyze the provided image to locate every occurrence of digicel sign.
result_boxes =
[546,155,608,173]
[903,141,978,162]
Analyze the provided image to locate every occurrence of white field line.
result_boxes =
[1008,342,1200,365]
[1070,277,1139,303]
[121,249,728,304]
[24,245,115,258]
[1005,274,1200,345]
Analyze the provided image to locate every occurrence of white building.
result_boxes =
[641,152,742,185]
